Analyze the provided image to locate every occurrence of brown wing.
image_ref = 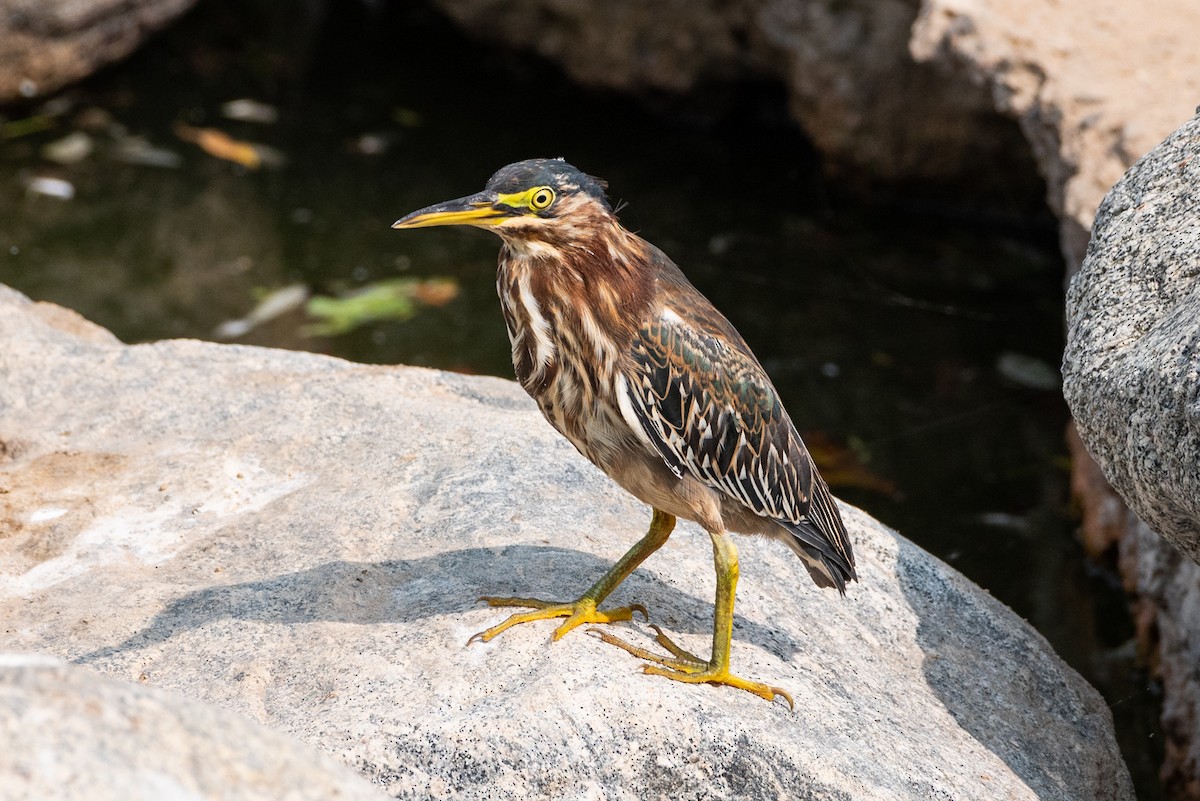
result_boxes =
[622,305,856,590]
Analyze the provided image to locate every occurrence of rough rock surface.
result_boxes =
[1063,110,1200,565]
[0,0,197,103]
[0,284,1133,800]
[429,0,1018,183]
[910,0,1200,269]
[1063,111,1200,795]
[0,653,390,801]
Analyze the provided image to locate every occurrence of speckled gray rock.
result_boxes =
[0,0,198,102]
[0,653,389,801]
[0,285,1132,800]
[1063,110,1200,564]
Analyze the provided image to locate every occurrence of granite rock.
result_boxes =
[1062,111,1200,793]
[1063,110,1200,564]
[0,285,1133,799]
[915,3,1200,789]
[1119,521,1200,798]
[0,653,389,801]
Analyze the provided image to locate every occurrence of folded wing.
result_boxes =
[620,307,856,591]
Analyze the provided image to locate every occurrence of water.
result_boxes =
[0,1,1162,795]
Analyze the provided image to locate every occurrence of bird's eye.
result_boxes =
[529,187,555,210]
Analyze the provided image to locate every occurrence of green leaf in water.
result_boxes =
[1,115,55,139]
[303,278,458,337]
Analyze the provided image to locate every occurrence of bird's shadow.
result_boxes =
[73,545,802,665]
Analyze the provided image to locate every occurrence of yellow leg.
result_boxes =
[468,509,675,644]
[594,530,794,709]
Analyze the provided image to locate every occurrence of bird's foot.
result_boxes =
[589,624,794,709]
[467,596,648,645]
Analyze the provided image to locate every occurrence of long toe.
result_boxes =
[586,628,708,673]
[646,624,707,664]
[468,596,648,645]
[642,664,795,709]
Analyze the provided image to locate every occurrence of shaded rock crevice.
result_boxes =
[429,0,1021,185]
[910,0,1200,269]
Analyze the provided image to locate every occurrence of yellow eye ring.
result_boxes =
[529,187,555,210]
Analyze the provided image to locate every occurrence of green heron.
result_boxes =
[393,158,855,707]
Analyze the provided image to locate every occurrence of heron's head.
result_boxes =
[392,158,615,246]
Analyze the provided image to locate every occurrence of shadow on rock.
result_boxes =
[894,533,1114,799]
[73,545,801,665]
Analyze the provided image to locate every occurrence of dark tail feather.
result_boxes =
[782,476,857,594]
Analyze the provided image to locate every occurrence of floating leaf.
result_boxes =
[109,135,183,168]
[996,351,1060,391]
[410,279,459,307]
[802,430,902,499]
[1,115,54,139]
[174,123,267,169]
[304,278,459,337]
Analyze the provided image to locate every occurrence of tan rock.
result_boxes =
[913,4,1200,787]
[910,0,1200,267]
[0,0,198,103]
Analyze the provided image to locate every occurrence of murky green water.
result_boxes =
[0,2,1161,795]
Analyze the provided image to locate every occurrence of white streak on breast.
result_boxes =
[510,238,560,258]
[579,307,614,372]
[517,271,555,371]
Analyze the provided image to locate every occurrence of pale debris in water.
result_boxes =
[350,132,395,156]
[996,352,1060,391]
[25,176,74,200]
[221,98,279,124]
[214,283,311,339]
[109,135,183,168]
[41,131,94,164]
